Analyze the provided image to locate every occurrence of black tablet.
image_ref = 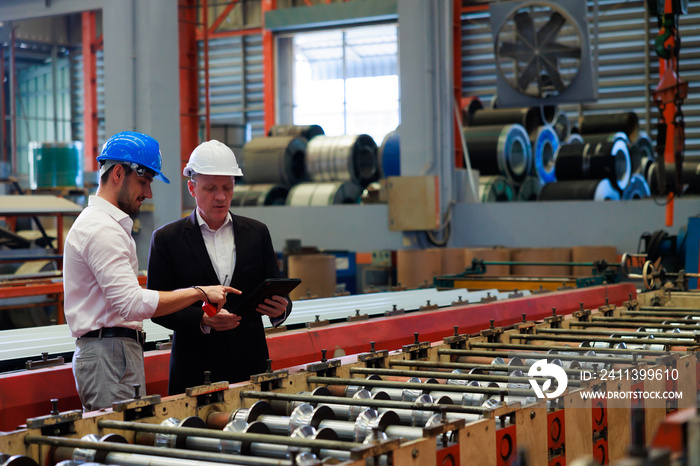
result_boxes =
[231,278,301,316]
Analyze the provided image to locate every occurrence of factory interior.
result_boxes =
[1,0,700,465]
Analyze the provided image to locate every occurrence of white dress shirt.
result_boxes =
[196,209,235,285]
[63,195,160,337]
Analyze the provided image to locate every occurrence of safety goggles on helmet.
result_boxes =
[97,131,170,184]
[99,160,156,179]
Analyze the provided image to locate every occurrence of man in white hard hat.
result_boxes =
[146,140,291,395]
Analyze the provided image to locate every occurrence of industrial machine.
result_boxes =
[0,282,699,465]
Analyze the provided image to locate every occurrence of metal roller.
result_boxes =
[622,174,651,200]
[578,112,640,142]
[378,128,400,178]
[566,133,584,144]
[532,125,559,183]
[242,136,307,187]
[286,181,362,206]
[539,179,621,201]
[465,107,539,135]
[231,184,289,206]
[305,134,378,187]
[517,176,542,201]
[267,124,324,141]
[464,124,532,186]
[478,175,515,202]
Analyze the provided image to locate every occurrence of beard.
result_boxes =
[116,181,141,216]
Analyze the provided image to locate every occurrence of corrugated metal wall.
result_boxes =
[461,0,700,157]
[198,34,265,139]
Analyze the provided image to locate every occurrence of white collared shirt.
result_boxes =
[63,195,160,338]
[196,209,235,285]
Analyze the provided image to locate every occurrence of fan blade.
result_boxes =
[541,43,582,61]
[499,41,534,62]
[537,12,566,46]
[514,11,536,48]
[517,60,539,92]
[540,58,565,91]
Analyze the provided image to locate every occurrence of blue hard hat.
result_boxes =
[97,131,170,184]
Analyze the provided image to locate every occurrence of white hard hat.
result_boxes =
[183,140,243,177]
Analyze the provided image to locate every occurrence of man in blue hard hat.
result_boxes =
[63,131,240,411]
[147,140,291,395]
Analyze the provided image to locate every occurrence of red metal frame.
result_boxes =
[453,0,464,169]
[202,0,211,141]
[81,11,99,172]
[261,0,276,134]
[0,47,5,165]
[179,0,200,169]
[10,28,16,176]
[0,284,635,432]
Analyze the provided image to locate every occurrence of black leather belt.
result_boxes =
[80,327,145,345]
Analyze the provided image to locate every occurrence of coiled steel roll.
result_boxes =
[532,125,559,183]
[517,176,543,201]
[242,136,307,187]
[478,175,515,202]
[286,181,362,206]
[578,112,639,142]
[622,174,651,200]
[379,129,400,178]
[581,131,629,146]
[536,105,558,126]
[539,179,621,201]
[460,96,483,125]
[632,131,655,175]
[554,140,631,190]
[465,107,539,135]
[306,135,378,188]
[553,112,571,143]
[231,184,289,206]
[566,133,584,144]
[267,124,325,141]
[463,124,532,187]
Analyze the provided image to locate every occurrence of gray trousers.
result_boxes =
[73,336,146,411]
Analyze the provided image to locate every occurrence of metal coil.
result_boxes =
[566,133,584,144]
[460,96,483,125]
[463,124,532,187]
[465,107,539,135]
[554,140,631,191]
[632,131,655,176]
[378,129,400,178]
[539,179,620,201]
[267,124,325,141]
[552,112,571,143]
[622,174,651,200]
[581,131,629,146]
[286,181,362,206]
[532,125,559,184]
[536,105,558,127]
[242,136,307,187]
[231,184,289,206]
[517,176,543,201]
[578,112,640,142]
[306,135,378,188]
[478,175,515,203]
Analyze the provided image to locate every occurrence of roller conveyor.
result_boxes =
[1,283,699,465]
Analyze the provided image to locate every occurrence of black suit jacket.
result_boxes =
[147,210,290,395]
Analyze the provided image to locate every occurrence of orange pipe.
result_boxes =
[261,0,276,133]
[179,0,199,168]
[202,0,211,141]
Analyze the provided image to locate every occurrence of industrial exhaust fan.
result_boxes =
[489,0,597,107]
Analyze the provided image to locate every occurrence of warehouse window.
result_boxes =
[290,24,398,144]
